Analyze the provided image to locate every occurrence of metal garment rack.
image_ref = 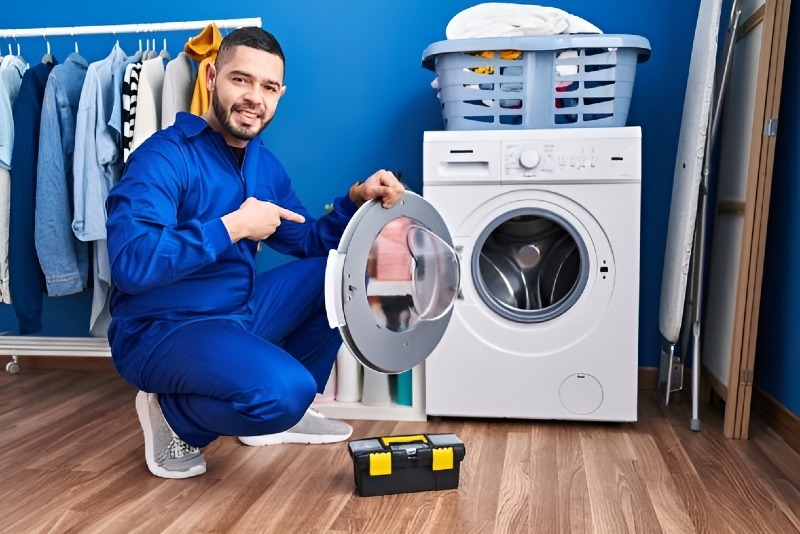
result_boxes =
[0,18,262,39]
[0,17,261,374]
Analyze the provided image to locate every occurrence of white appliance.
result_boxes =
[423,127,641,421]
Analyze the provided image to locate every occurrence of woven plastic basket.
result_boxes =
[422,34,651,130]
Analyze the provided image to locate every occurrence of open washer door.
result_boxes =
[325,191,461,374]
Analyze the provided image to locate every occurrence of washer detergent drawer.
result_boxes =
[423,139,502,185]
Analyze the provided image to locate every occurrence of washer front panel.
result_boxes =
[430,187,625,358]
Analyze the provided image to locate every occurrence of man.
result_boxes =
[105,27,404,479]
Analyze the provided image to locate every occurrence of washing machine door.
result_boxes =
[324,191,461,373]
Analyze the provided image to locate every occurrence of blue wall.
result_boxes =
[1,3,696,364]
[755,5,800,416]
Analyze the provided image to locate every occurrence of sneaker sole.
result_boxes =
[135,392,206,479]
[238,429,353,447]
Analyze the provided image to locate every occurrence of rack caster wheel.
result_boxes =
[6,361,19,374]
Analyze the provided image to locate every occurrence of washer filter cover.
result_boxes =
[559,374,604,415]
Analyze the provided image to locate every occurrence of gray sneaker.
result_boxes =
[238,407,353,446]
[135,391,206,479]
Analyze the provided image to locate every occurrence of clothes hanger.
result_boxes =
[142,35,155,60]
[159,37,171,60]
[41,31,56,64]
[11,32,22,60]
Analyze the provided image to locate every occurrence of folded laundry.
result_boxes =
[446,3,602,40]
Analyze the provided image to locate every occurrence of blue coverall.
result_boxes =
[105,112,357,447]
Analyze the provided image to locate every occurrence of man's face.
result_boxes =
[206,45,286,145]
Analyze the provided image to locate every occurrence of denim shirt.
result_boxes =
[72,43,128,242]
[0,55,28,170]
[35,53,90,297]
[71,44,129,333]
[105,112,358,369]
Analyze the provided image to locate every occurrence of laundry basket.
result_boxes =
[422,34,651,130]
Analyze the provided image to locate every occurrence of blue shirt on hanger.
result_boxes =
[0,55,28,170]
[72,43,129,335]
[35,52,90,297]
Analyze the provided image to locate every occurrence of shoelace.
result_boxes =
[168,436,200,458]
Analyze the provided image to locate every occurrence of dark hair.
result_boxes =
[216,27,285,70]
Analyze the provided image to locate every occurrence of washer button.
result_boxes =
[519,150,540,169]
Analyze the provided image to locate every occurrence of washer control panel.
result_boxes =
[503,139,638,181]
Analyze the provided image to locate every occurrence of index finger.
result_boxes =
[278,207,306,224]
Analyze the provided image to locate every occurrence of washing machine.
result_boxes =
[422,127,641,421]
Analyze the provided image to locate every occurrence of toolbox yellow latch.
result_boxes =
[369,452,392,476]
[432,447,454,471]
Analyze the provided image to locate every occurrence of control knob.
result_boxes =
[519,150,540,169]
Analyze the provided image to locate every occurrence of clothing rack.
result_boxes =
[0,18,262,39]
[0,17,261,374]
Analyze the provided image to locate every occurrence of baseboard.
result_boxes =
[752,385,800,455]
[638,367,658,390]
[5,359,663,389]
[2,355,115,372]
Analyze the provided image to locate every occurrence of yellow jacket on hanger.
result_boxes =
[184,22,222,115]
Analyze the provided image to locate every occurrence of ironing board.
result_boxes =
[658,0,724,426]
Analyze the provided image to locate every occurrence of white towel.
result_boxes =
[446,3,601,39]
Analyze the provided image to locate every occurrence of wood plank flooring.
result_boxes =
[1,369,799,533]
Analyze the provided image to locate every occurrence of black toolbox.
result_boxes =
[348,433,466,497]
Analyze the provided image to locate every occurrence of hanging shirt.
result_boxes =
[9,62,55,334]
[184,23,222,116]
[122,61,143,162]
[72,43,128,335]
[0,55,29,305]
[161,52,198,128]
[109,50,142,154]
[105,112,359,370]
[130,56,166,152]
[0,55,29,169]
[35,53,90,297]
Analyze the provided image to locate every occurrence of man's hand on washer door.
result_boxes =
[349,170,405,208]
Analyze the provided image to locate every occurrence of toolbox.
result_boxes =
[348,433,466,497]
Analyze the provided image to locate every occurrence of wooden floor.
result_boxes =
[2,370,800,533]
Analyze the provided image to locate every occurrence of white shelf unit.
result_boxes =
[312,364,427,421]
[0,336,111,356]
[0,336,111,374]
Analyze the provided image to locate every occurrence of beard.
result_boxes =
[212,91,271,141]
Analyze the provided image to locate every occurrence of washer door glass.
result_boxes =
[472,208,589,323]
[325,192,460,373]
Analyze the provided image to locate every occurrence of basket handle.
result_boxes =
[422,33,652,70]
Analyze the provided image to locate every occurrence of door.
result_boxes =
[325,192,461,374]
[703,0,791,438]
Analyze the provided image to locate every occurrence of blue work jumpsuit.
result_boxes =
[106,112,357,447]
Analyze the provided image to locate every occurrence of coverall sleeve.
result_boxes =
[105,143,232,295]
[265,166,357,258]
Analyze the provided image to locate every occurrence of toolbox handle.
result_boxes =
[380,434,428,446]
